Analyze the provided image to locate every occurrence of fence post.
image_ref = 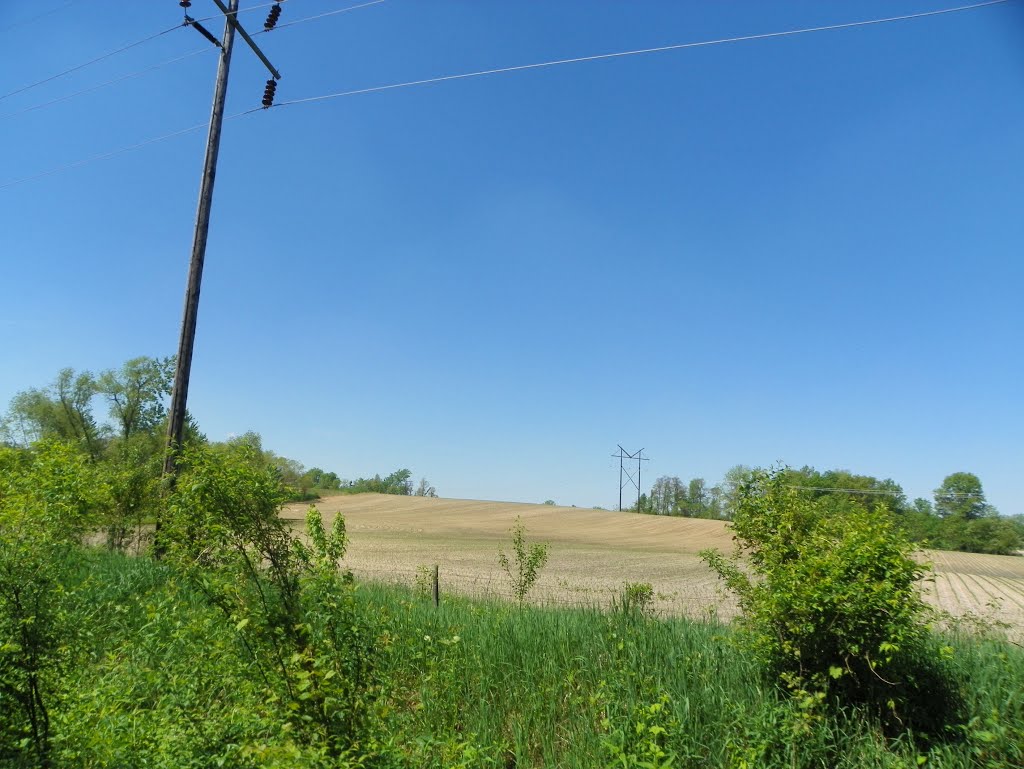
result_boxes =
[432,564,440,608]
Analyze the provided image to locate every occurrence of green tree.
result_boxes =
[934,472,988,520]
[649,476,685,516]
[719,465,754,520]
[97,356,173,440]
[3,369,102,459]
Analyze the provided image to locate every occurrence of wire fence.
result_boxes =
[345,562,740,621]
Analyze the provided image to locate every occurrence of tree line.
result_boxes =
[634,465,1023,555]
[0,357,436,538]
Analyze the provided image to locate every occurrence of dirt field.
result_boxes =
[283,494,1024,637]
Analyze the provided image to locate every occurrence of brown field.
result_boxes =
[283,494,1024,638]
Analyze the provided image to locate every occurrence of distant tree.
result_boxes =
[349,469,414,495]
[684,478,710,517]
[415,478,437,497]
[720,465,755,520]
[543,499,556,506]
[781,466,907,516]
[649,476,685,515]
[934,473,989,520]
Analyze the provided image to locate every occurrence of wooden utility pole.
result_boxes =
[164,0,281,481]
[164,0,239,479]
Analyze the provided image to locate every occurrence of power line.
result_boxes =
[268,0,385,30]
[267,0,1014,110]
[0,24,183,103]
[785,485,985,499]
[0,120,213,190]
[0,0,1011,190]
[0,0,385,123]
[0,0,305,104]
[0,46,213,122]
[1,0,79,34]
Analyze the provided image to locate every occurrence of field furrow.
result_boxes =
[285,495,1024,639]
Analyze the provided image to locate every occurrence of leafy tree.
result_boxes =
[780,466,907,516]
[3,369,102,459]
[720,464,755,520]
[649,476,685,516]
[934,472,989,520]
[348,469,414,495]
[97,356,173,440]
[305,467,342,490]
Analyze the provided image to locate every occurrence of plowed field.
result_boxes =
[283,494,1024,637]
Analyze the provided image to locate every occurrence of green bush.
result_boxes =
[497,517,549,603]
[618,581,655,618]
[701,469,961,734]
[163,443,382,759]
[0,442,108,766]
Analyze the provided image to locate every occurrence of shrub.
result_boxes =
[701,469,960,734]
[163,443,380,758]
[497,517,549,603]
[0,442,108,766]
[618,581,655,618]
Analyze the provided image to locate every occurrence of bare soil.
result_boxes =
[283,494,1024,637]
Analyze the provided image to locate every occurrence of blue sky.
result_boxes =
[2,0,1022,512]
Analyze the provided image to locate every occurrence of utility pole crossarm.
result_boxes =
[209,0,281,79]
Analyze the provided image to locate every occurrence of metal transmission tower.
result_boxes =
[164,0,283,481]
[613,445,649,512]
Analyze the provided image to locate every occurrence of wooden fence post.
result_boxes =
[432,564,440,608]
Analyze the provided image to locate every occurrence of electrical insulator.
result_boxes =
[262,79,277,108]
[179,1,191,7]
[264,3,282,30]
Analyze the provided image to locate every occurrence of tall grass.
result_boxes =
[357,582,1024,768]
[27,550,1024,768]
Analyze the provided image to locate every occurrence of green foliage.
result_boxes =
[2,369,103,459]
[100,431,164,551]
[97,356,173,440]
[934,472,988,520]
[497,517,550,603]
[0,442,108,766]
[347,468,414,496]
[163,442,381,758]
[701,468,959,733]
[617,582,655,618]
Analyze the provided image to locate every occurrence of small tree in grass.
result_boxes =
[701,468,961,735]
[498,517,549,603]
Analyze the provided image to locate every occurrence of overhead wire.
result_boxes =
[0,24,184,103]
[784,485,985,499]
[266,0,1013,111]
[0,0,1012,190]
[266,0,386,31]
[0,46,213,121]
[1,0,79,34]
[0,0,385,122]
[0,0,303,104]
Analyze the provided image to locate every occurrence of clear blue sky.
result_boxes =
[2,0,1022,513]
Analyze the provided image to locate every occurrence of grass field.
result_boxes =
[284,493,1024,637]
